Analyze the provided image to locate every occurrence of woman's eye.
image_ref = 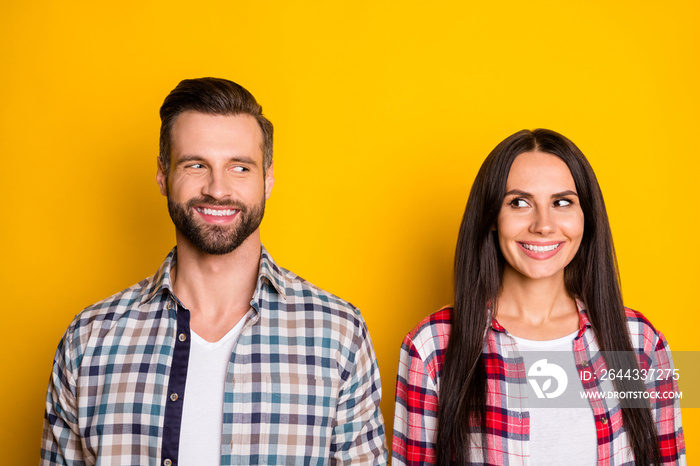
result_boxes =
[554,198,572,207]
[509,198,529,208]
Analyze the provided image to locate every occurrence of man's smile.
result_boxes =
[193,205,241,224]
[195,206,239,217]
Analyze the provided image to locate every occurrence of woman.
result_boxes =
[392,129,685,465]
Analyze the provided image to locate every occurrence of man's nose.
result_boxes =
[201,170,231,199]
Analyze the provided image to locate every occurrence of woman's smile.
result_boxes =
[517,241,564,259]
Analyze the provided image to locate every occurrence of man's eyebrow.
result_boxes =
[175,155,258,166]
[230,156,258,165]
[175,155,205,165]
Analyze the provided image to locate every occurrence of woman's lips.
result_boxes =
[517,241,564,259]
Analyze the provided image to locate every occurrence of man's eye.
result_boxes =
[187,163,204,169]
[232,166,249,173]
[509,198,529,208]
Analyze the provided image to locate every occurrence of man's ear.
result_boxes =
[264,162,275,200]
[156,158,168,196]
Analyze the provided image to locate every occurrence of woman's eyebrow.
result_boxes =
[552,190,579,197]
[504,189,579,198]
[504,189,532,197]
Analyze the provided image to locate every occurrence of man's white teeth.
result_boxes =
[197,207,237,216]
[523,243,560,253]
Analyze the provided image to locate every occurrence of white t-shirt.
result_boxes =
[178,317,246,465]
[510,331,597,466]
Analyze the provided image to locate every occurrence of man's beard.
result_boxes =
[167,195,265,255]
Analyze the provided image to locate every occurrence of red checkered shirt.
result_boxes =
[392,303,685,465]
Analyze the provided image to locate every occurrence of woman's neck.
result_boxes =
[495,266,579,340]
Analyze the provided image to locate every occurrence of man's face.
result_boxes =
[156,111,274,255]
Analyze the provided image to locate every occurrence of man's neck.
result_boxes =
[171,231,261,342]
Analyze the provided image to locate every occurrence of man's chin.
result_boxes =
[184,233,245,256]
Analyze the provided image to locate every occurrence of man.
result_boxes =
[42,78,387,465]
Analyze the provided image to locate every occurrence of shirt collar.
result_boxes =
[140,245,288,307]
[140,247,177,306]
[256,245,287,300]
[575,298,592,338]
[489,297,592,338]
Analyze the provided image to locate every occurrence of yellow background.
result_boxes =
[1,1,698,463]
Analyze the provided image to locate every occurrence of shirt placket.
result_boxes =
[504,333,530,466]
[572,331,614,466]
[487,329,529,466]
[161,299,191,466]
[226,304,260,464]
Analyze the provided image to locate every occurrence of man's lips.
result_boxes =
[193,205,240,224]
[195,206,239,217]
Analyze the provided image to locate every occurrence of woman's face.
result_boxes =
[496,151,585,282]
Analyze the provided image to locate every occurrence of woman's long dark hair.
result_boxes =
[436,129,661,466]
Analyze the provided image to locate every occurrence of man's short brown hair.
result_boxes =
[159,77,273,175]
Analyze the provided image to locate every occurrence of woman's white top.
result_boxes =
[510,330,597,465]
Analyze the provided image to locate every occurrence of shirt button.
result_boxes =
[164,459,172,466]
[581,361,589,367]
[170,393,179,402]
[178,333,187,342]
[167,302,174,310]
[600,416,608,424]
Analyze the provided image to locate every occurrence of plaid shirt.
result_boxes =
[42,247,387,465]
[392,303,685,465]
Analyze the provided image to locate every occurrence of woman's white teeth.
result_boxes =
[523,243,560,253]
[197,207,237,216]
